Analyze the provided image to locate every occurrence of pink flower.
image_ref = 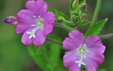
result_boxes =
[63,30,105,71]
[15,0,55,45]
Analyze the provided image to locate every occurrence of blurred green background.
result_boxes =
[0,0,113,71]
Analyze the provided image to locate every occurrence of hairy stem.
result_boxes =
[46,38,62,45]
[92,0,101,25]
[54,23,71,32]
[64,20,74,26]
[99,33,113,39]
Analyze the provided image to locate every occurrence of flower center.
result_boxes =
[27,16,44,39]
[75,44,88,67]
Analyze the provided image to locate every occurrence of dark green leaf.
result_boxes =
[85,18,108,37]
[69,0,73,14]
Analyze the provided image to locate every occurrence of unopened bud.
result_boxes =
[80,14,87,22]
[3,16,18,25]
[72,0,79,9]
[71,15,76,22]
[80,3,87,12]
[58,16,65,23]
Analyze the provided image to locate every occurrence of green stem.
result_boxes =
[46,38,62,45]
[92,0,101,25]
[54,23,71,32]
[64,20,74,27]
[99,33,113,39]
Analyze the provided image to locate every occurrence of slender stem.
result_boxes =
[99,33,113,39]
[64,20,74,26]
[53,23,71,32]
[46,38,62,45]
[92,0,101,25]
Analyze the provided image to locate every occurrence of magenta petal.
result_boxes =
[43,22,53,35]
[63,50,80,67]
[25,0,47,17]
[84,35,105,64]
[35,0,47,17]
[84,35,101,48]
[16,10,37,24]
[83,54,98,71]
[33,29,46,45]
[44,12,55,24]
[15,22,32,34]
[63,38,78,50]
[25,1,38,16]
[21,29,34,45]
[68,63,81,71]
[69,30,84,47]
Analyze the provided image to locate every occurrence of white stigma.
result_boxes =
[75,59,86,67]
[75,44,88,67]
[27,16,44,39]
[27,29,36,39]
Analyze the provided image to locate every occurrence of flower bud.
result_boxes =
[58,16,65,23]
[71,15,76,22]
[72,0,79,9]
[3,16,18,25]
[80,3,87,12]
[80,14,87,22]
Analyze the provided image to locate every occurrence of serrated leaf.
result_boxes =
[69,0,73,14]
[80,20,91,26]
[85,18,108,37]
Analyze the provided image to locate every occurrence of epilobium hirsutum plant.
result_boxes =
[3,0,113,71]
[63,30,105,71]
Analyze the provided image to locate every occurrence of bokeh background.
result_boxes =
[0,0,113,71]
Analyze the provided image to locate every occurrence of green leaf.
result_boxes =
[27,43,51,71]
[27,40,68,71]
[81,65,87,71]
[80,20,91,26]
[69,0,73,14]
[76,0,86,14]
[99,69,107,71]
[85,18,108,37]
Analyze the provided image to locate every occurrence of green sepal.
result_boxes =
[80,20,91,26]
[69,0,73,15]
[76,0,86,14]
